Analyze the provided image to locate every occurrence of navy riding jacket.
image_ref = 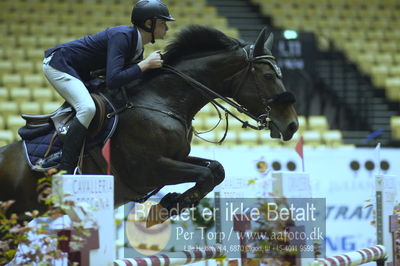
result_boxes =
[45,25,144,90]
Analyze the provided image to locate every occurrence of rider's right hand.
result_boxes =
[138,50,163,72]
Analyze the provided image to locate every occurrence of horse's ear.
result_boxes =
[264,32,274,52]
[254,27,272,56]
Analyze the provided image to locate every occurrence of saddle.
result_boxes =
[21,93,107,139]
[18,93,118,172]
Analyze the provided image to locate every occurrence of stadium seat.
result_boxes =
[258,131,281,147]
[385,78,400,101]
[2,48,25,62]
[0,87,9,101]
[53,91,64,101]
[390,116,400,139]
[202,117,225,132]
[362,42,380,53]
[14,61,35,74]
[42,101,61,114]
[228,118,246,133]
[366,30,385,41]
[0,36,17,47]
[2,74,23,88]
[0,130,14,145]
[20,102,41,115]
[17,36,37,49]
[193,130,219,146]
[357,54,376,73]
[370,65,389,88]
[0,60,13,74]
[10,87,31,103]
[191,135,202,146]
[389,66,400,77]
[32,88,53,104]
[68,25,88,37]
[192,117,204,131]
[59,14,78,25]
[297,115,306,134]
[220,131,238,147]
[394,54,400,65]
[322,130,343,147]
[379,53,394,66]
[51,2,72,14]
[26,49,44,61]
[8,24,30,35]
[380,42,397,53]
[237,131,259,147]
[6,115,26,133]
[308,116,329,132]
[33,61,44,74]
[349,31,367,41]
[36,36,59,49]
[384,30,400,41]
[303,130,322,147]
[23,74,46,88]
[0,102,19,118]
[199,103,216,116]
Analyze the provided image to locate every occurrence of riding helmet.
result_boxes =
[131,0,175,27]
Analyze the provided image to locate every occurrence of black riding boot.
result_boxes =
[59,117,88,174]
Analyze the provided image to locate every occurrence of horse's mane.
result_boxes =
[130,26,244,92]
[163,25,242,65]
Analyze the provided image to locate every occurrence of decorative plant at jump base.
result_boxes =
[0,169,96,265]
[191,197,225,265]
[248,194,304,266]
[395,203,400,261]
[365,199,398,264]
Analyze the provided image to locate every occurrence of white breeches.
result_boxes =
[43,56,96,129]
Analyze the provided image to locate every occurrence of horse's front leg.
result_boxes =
[185,156,225,194]
[161,156,225,208]
[146,156,225,226]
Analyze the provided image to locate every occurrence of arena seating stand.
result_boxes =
[244,0,400,146]
[2,0,398,147]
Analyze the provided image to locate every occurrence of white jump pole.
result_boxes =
[375,174,397,266]
[113,245,222,266]
[52,174,115,266]
[312,245,386,266]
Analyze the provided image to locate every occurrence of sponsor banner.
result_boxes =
[121,197,325,259]
[119,147,399,257]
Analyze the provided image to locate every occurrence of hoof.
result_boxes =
[146,203,170,228]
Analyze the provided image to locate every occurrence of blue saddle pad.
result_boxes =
[19,96,118,172]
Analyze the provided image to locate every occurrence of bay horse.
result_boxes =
[0,26,298,221]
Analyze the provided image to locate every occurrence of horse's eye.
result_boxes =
[264,73,275,80]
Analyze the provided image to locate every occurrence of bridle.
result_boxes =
[226,44,296,130]
[161,44,295,132]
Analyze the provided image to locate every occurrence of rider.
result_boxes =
[42,0,175,174]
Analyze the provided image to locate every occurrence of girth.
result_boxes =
[131,105,188,130]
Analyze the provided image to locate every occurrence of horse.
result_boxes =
[0,26,298,223]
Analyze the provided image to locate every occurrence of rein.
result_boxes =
[106,45,295,144]
[159,46,295,143]
[162,64,268,131]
